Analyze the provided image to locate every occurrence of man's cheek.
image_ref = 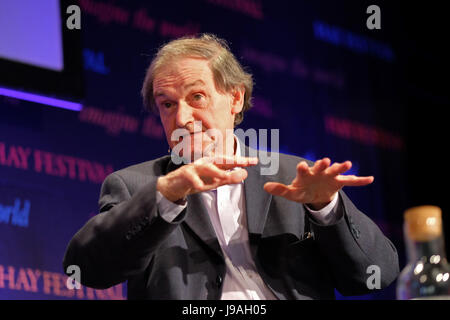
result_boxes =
[159,118,173,143]
[165,128,178,149]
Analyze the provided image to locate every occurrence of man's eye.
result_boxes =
[193,93,204,101]
[163,102,173,108]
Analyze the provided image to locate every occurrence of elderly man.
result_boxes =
[63,34,399,299]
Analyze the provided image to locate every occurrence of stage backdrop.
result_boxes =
[1,0,408,299]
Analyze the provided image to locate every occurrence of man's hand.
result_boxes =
[263,158,374,210]
[157,156,258,203]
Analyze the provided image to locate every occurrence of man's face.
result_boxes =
[153,57,243,160]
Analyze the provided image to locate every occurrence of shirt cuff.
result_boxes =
[304,192,342,225]
[156,190,187,223]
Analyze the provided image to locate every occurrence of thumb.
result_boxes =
[264,182,290,196]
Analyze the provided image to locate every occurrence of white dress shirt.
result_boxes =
[156,137,341,299]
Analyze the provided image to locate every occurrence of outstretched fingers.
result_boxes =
[326,161,352,176]
[312,158,331,174]
[296,161,310,176]
[336,175,374,186]
[264,182,291,197]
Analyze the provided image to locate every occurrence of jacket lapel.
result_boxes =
[184,193,224,260]
[244,162,273,257]
[165,157,224,260]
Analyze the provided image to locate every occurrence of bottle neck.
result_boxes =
[406,235,448,263]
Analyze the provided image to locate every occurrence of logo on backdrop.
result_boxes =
[0,198,30,228]
[0,264,124,300]
[0,141,114,184]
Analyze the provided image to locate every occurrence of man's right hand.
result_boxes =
[157,156,258,203]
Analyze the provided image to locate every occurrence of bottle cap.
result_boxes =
[404,205,442,241]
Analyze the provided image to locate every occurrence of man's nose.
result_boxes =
[175,100,194,128]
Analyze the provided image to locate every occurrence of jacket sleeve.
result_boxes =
[62,172,187,289]
[309,190,400,296]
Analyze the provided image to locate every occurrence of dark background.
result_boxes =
[0,0,448,300]
[401,3,448,259]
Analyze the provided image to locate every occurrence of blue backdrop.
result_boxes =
[0,0,419,300]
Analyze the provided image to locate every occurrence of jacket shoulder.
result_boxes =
[115,155,171,178]
[102,155,171,195]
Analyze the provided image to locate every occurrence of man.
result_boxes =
[63,34,399,299]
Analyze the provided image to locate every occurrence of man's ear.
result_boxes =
[230,85,245,115]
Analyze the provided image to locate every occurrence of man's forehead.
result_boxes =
[153,60,214,95]
[155,57,211,81]
[154,79,207,97]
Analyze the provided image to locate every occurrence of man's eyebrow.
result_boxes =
[184,80,206,89]
[154,91,167,98]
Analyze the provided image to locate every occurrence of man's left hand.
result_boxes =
[263,158,374,210]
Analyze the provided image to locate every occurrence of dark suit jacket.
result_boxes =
[63,145,399,299]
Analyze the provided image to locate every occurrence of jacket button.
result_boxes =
[216,275,223,287]
[125,232,132,240]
